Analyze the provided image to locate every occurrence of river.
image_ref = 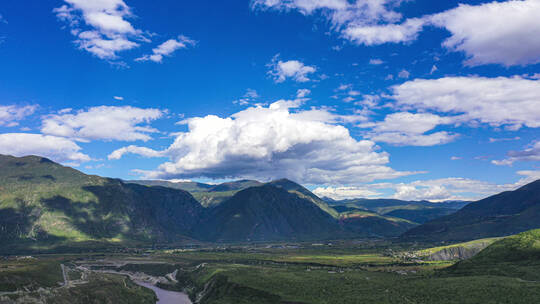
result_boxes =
[135,281,192,304]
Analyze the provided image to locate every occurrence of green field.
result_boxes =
[3,233,539,304]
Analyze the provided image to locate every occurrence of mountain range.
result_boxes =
[1,154,540,253]
[401,180,540,242]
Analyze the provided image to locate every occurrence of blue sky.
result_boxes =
[0,0,539,201]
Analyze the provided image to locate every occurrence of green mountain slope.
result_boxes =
[401,180,540,242]
[445,229,540,280]
[0,155,203,253]
[195,184,344,242]
[269,179,339,218]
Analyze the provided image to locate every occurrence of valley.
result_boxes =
[2,233,540,303]
[1,154,540,303]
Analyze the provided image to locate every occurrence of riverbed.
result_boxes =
[135,281,192,304]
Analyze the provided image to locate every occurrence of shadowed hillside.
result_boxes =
[401,180,540,242]
[194,184,344,242]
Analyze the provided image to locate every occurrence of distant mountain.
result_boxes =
[328,198,467,225]
[194,184,344,242]
[207,180,262,192]
[0,155,203,253]
[339,211,416,237]
[126,180,213,192]
[384,207,457,224]
[401,180,540,242]
[328,198,469,213]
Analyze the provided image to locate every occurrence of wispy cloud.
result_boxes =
[0,105,38,127]
[136,35,196,63]
[41,105,164,142]
[492,141,540,166]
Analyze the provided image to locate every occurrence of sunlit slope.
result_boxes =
[0,154,203,252]
[445,229,540,280]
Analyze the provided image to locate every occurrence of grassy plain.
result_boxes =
[1,235,540,303]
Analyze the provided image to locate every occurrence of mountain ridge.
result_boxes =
[401,180,540,242]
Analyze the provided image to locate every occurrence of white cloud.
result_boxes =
[430,65,437,74]
[244,88,260,99]
[392,183,451,201]
[113,96,124,101]
[489,137,521,143]
[430,0,540,66]
[0,105,37,127]
[397,69,410,79]
[367,131,458,147]
[492,141,540,166]
[252,0,349,16]
[369,58,384,65]
[363,112,453,134]
[390,76,540,130]
[253,0,402,27]
[54,0,147,60]
[313,171,540,201]
[255,0,540,67]
[234,89,260,105]
[108,145,164,160]
[343,18,425,46]
[296,89,311,98]
[136,35,195,63]
[313,186,382,200]
[41,106,163,142]
[450,156,462,160]
[388,173,540,201]
[359,112,458,146]
[336,84,352,91]
[355,94,380,108]
[268,55,317,83]
[111,101,415,184]
[0,133,90,163]
[253,0,422,46]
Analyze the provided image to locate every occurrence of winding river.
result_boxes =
[135,281,192,304]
